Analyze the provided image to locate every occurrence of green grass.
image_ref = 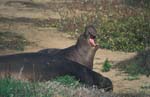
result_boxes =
[0,77,149,97]
[0,31,29,51]
[0,77,34,97]
[52,75,80,88]
[0,76,80,97]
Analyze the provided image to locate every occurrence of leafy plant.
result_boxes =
[102,58,112,72]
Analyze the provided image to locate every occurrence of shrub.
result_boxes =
[102,58,112,72]
[98,16,150,52]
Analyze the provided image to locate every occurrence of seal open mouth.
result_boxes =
[89,35,96,47]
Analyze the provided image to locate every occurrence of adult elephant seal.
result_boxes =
[39,25,99,69]
[0,53,113,92]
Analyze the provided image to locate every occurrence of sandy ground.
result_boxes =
[0,0,149,94]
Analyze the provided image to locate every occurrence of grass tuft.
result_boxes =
[102,58,112,72]
[52,75,80,88]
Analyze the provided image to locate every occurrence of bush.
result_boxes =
[102,58,112,72]
[98,16,150,52]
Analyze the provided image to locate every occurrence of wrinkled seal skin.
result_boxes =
[39,25,99,69]
[0,53,113,92]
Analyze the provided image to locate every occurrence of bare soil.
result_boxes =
[0,0,149,94]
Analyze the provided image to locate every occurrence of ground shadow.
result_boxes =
[5,1,48,9]
[0,17,58,27]
[114,48,150,76]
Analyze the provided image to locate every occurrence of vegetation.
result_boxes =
[0,77,150,97]
[121,63,149,77]
[0,76,93,97]
[51,0,150,77]
[97,16,150,52]
[0,77,35,97]
[0,31,29,51]
[141,83,150,90]
[124,75,140,81]
[52,75,80,87]
[102,58,112,72]
[117,48,150,77]
[140,83,150,94]
[54,0,150,52]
